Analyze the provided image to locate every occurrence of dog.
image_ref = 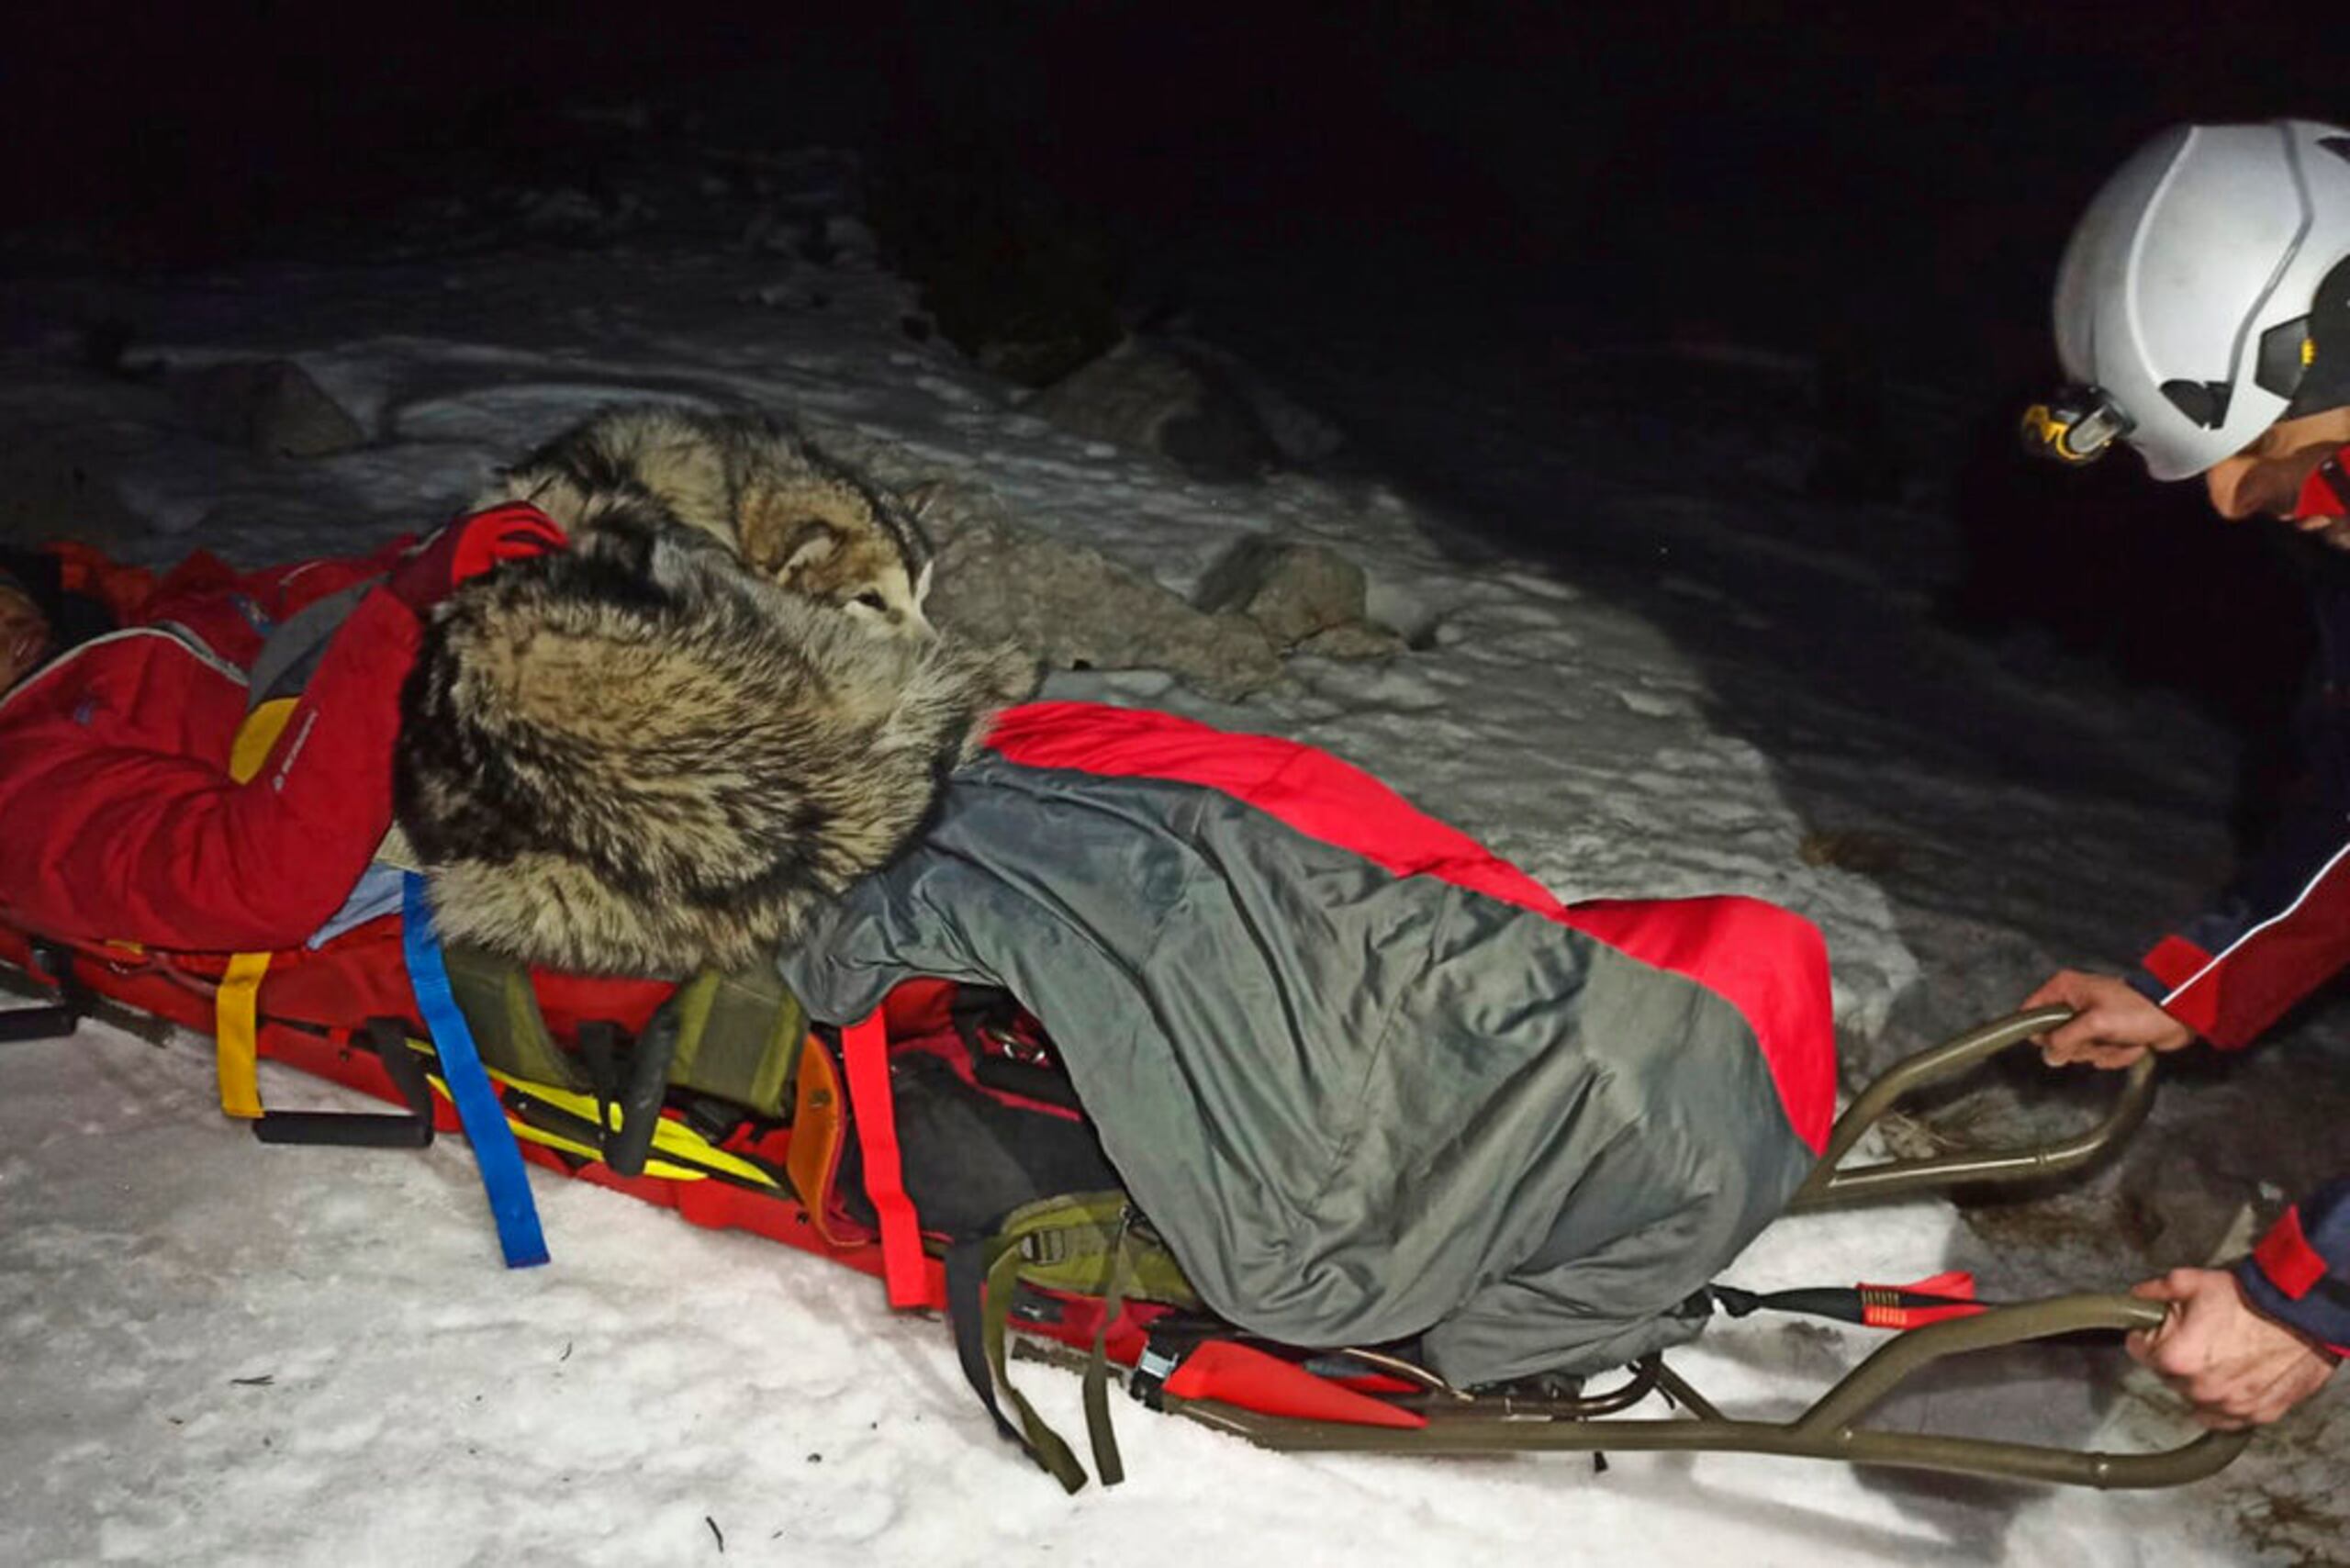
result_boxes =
[480,403,938,638]
[397,518,1036,975]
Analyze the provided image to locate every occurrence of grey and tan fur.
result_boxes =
[480,404,938,637]
[396,520,1037,975]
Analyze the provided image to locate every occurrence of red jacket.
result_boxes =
[2117,468,2350,1357]
[0,542,423,952]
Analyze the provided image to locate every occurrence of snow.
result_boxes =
[0,175,2337,1565]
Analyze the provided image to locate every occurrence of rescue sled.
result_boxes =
[0,915,2246,1495]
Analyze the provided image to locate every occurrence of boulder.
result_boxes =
[182,359,365,457]
[927,520,1282,701]
[1194,538,1367,647]
[1193,537,1403,659]
[1026,336,1277,483]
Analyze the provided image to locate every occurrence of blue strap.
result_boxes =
[401,873,550,1269]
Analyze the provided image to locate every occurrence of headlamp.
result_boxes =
[2020,384,2135,465]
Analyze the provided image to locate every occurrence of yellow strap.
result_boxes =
[419,1061,782,1188]
[215,950,271,1119]
[497,1107,710,1182]
[228,698,298,784]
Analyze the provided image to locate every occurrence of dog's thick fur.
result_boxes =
[396,521,1038,975]
[480,404,938,637]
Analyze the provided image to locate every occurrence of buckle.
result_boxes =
[2021,383,2134,465]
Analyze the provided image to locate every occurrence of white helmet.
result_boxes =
[2029,119,2350,480]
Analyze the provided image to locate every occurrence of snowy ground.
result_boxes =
[0,160,2341,1565]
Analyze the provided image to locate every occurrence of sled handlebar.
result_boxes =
[1774,1291,2250,1490]
[1785,1006,2154,1212]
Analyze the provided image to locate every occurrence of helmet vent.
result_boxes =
[2159,378,2232,430]
[2322,135,2350,168]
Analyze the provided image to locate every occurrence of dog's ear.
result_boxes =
[738,511,841,579]
[777,518,842,576]
[898,478,946,521]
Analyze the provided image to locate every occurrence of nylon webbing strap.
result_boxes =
[839,1010,923,1307]
[946,1238,1025,1447]
[214,950,270,1119]
[1082,1216,1133,1487]
[943,1234,1089,1493]
[437,946,586,1094]
[401,874,549,1270]
[434,949,803,1120]
[672,968,804,1117]
[1707,1271,1986,1330]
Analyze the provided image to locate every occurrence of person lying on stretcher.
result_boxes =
[0,507,564,952]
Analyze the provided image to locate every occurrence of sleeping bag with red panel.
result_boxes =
[778,700,1837,1388]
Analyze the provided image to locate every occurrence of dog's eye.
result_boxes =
[853,590,888,611]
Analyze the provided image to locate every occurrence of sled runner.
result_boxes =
[0,925,2245,1494]
[1127,1006,2237,1493]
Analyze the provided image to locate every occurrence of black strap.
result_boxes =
[946,1237,1024,1446]
[606,1005,681,1179]
[0,942,89,1044]
[252,1018,437,1149]
[579,1019,620,1136]
[0,998,80,1044]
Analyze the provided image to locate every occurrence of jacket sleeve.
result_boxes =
[2235,1179,2350,1358]
[2128,565,2350,1048]
[2126,810,2350,1049]
[0,589,421,951]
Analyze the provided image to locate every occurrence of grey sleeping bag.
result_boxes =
[776,702,1833,1386]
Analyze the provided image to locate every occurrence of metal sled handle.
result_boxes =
[1785,1006,2156,1212]
[1781,1292,2251,1488]
[1169,1294,2251,1489]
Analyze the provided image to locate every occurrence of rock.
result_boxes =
[823,214,878,263]
[927,520,1282,701]
[1291,622,1408,661]
[182,359,365,457]
[1026,336,1278,483]
[1192,537,1403,659]
[1194,538,1368,646]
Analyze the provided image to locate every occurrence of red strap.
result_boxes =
[2253,1205,2331,1301]
[1858,1270,1985,1329]
[1162,1341,1427,1429]
[839,1010,926,1307]
[1881,1270,1976,1298]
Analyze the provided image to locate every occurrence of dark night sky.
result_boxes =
[2,0,2344,504]
[4,4,2348,747]
[12,6,2343,356]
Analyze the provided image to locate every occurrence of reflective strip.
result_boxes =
[214,950,270,1120]
[2162,838,2350,1006]
[434,1072,712,1184]
[476,1065,780,1188]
